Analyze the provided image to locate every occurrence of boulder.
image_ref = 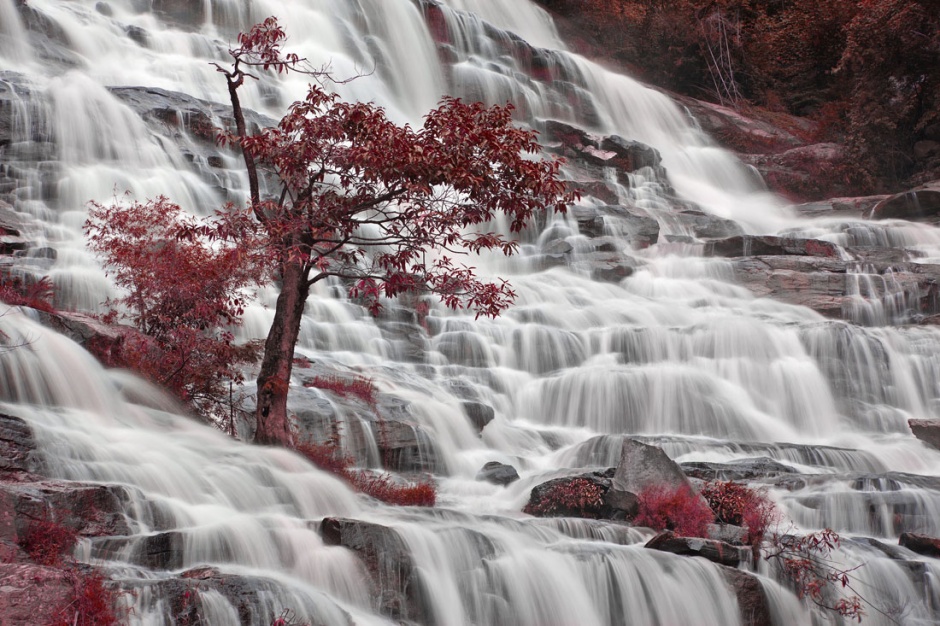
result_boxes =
[524,473,612,519]
[681,457,797,482]
[909,419,940,450]
[870,181,940,220]
[720,566,773,626]
[461,401,495,433]
[92,531,184,571]
[899,532,940,558]
[645,531,748,567]
[704,235,841,259]
[610,438,692,497]
[476,462,519,486]
[0,413,37,476]
[0,563,73,624]
[320,517,430,623]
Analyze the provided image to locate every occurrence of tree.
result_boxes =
[210,18,574,445]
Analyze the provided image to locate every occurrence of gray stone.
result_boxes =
[611,438,692,496]
[476,461,519,486]
[645,531,748,567]
[909,419,940,450]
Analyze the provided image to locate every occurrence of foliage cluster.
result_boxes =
[539,0,940,190]
[85,196,264,423]
[701,479,776,547]
[634,484,713,538]
[0,274,55,312]
[294,439,436,507]
[304,376,377,408]
[17,515,125,625]
[523,477,606,518]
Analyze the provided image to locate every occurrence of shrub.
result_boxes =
[523,477,606,518]
[701,480,778,546]
[634,484,714,538]
[0,275,55,313]
[18,517,77,566]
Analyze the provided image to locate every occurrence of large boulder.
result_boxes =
[870,181,940,220]
[720,566,773,626]
[524,473,612,519]
[704,235,841,259]
[602,439,697,519]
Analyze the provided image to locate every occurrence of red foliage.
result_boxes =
[18,517,77,566]
[293,438,435,507]
[701,480,778,546]
[0,274,55,313]
[764,528,864,621]
[523,477,606,518]
[305,376,377,407]
[84,196,264,421]
[634,484,714,538]
[51,571,125,626]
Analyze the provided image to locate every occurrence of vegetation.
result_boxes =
[523,477,606,518]
[538,0,940,190]
[634,484,714,538]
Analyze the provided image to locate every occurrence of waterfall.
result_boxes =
[2,0,940,624]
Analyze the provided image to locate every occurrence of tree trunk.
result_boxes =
[254,258,309,446]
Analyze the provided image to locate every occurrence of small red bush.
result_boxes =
[19,518,77,566]
[523,477,606,518]
[0,275,55,313]
[702,480,778,546]
[293,440,355,478]
[635,484,714,538]
[305,376,377,407]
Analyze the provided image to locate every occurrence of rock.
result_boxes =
[372,419,440,473]
[320,517,430,623]
[914,141,940,162]
[0,563,73,624]
[462,401,494,433]
[6,482,131,538]
[706,523,749,546]
[870,181,940,220]
[704,235,841,258]
[92,531,183,570]
[681,457,797,481]
[610,438,692,498]
[909,419,940,450]
[899,532,940,558]
[673,209,744,240]
[740,143,855,201]
[152,0,206,25]
[645,531,748,567]
[720,566,773,626]
[0,413,37,476]
[524,473,612,519]
[476,461,519,486]
[599,136,661,171]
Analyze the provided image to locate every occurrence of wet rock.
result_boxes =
[320,517,430,624]
[93,531,184,571]
[0,563,72,624]
[599,135,661,171]
[610,438,692,500]
[870,181,940,220]
[899,532,940,558]
[152,0,206,25]
[0,413,37,476]
[673,209,744,240]
[461,401,494,433]
[645,531,748,567]
[705,235,840,258]
[706,523,749,546]
[720,566,773,626]
[524,473,612,519]
[909,419,940,450]
[681,457,797,481]
[7,482,131,539]
[372,419,440,473]
[476,461,519,486]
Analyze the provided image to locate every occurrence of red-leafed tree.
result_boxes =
[212,18,574,445]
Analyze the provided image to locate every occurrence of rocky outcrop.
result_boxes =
[608,438,694,514]
[720,566,773,626]
[645,531,748,567]
[320,517,431,624]
[909,419,940,450]
[899,532,940,558]
[705,235,840,259]
[870,180,940,221]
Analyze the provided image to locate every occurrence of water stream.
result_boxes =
[2,0,940,624]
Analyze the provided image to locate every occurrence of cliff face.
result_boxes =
[534,0,940,199]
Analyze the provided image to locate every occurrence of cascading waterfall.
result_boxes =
[2,0,940,624]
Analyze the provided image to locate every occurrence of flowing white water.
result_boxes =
[2,0,940,624]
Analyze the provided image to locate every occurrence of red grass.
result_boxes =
[19,518,77,566]
[293,438,435,507]
[305,376,376,407]
[0,275,55,313]
[523,477,606,518]
[634,484,714,538]
[52,571,124,626]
